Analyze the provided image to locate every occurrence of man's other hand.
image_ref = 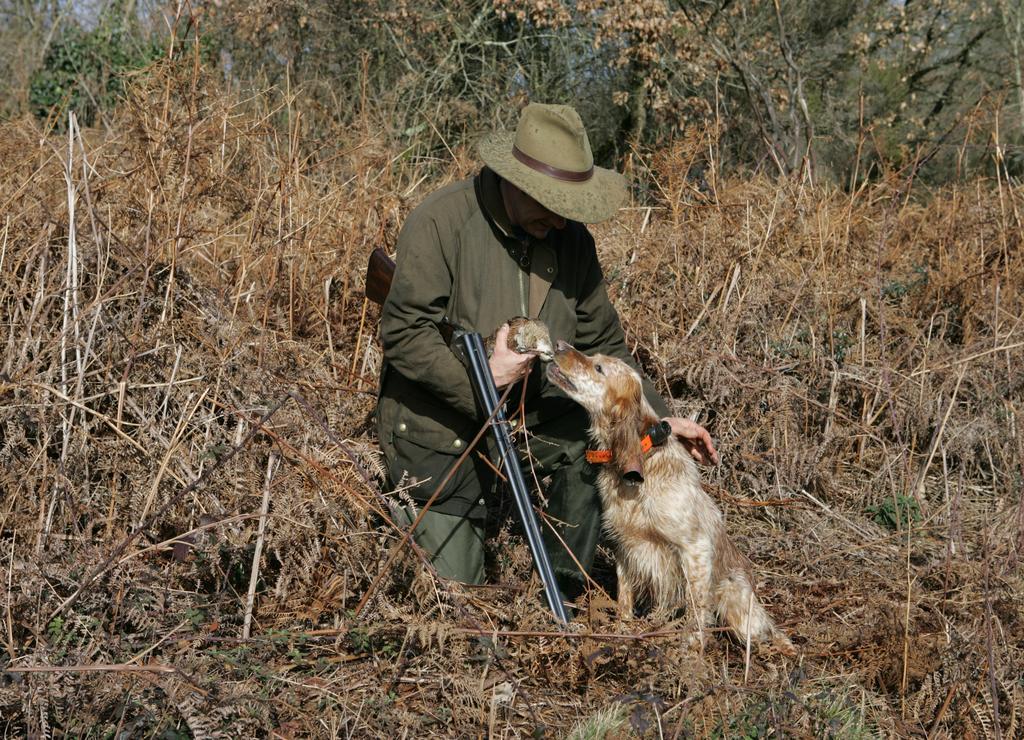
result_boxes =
[663,417,720,466]
[489,323,536,387]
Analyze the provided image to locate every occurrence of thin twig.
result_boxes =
[910,366,966,502]
[350,296,370,388]
[243,453,278,639]
[798,487,875,540]
[900,511,913,712]
[743,590,754,684]
[982,529,1003,740]
[137,389,209,527]
[926,682,960,739]
[299,624,729,643]
[32,383,148,456]
[5,663,177,675]
[3,529,14,662]
[117,513,262,564]
[910,341,1024,377]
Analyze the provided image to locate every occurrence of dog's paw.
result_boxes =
[505,317,554,360]
[769,632,797,657]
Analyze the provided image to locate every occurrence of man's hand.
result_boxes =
[489,323,536,387]
[663,417,720,466]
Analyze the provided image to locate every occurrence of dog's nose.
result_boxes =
[622,470,644,486]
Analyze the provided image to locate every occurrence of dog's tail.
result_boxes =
[713,540,795,655]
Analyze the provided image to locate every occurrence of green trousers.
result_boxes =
[388,403,600,598]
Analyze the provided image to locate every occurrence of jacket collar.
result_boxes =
[477,167,527,243]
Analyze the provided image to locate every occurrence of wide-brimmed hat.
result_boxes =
[477,103,627,224]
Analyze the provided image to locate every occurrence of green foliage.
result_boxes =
[28,7,163,127]
[45,614,102,661]
[347,625,372,654]
[347,626,402,657]
[831,330,854,365]
[46,615,65,642]
[769,326,855,365]
[882,266,929,303]
[814,699,875,738]
[202,443,231,461]
[867,494,921,530]
[803,685,878,738]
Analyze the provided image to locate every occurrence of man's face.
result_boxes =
[502,181,567,240]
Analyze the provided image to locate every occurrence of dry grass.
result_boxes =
[0,61,1021,738]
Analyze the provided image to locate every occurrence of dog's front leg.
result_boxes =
[681,550,716,637]
[615,560,635,620]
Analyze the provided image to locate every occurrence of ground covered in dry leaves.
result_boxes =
[1,65,1021,738]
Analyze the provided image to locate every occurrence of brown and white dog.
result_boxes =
[546,341,793,653]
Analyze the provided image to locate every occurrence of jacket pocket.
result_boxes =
[379,368,478,455]
[392,409,473,456]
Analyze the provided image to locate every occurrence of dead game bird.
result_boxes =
[487,316,554,361]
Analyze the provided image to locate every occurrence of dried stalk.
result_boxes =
[6,663,176,674]
[137,389,209,528]
[3,529,14,662]
[910,367,966,502]
[243,453,278,639]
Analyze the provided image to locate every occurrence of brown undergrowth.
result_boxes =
[0,62,1021,738]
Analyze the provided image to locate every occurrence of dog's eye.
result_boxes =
[594,364,604,375]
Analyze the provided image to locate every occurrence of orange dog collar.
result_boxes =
[585,421,672,465]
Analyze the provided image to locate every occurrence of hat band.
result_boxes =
[512,145,594,183]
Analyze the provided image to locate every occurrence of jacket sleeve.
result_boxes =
[380,208,480,418]
[572,230,673,418]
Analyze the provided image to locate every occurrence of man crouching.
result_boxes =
[376,103,718,601]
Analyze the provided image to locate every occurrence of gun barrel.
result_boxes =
[456,332,569,624]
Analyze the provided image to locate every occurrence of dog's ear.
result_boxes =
[604,375,645,484]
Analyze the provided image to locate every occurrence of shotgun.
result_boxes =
[364,248,570,623]
[455,331,570,623]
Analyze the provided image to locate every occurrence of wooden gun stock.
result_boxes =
[365,247,395,306]
[364,247,457,344]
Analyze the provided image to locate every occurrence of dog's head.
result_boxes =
[546,341,651,484]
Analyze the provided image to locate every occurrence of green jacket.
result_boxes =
[377,168,670,509]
